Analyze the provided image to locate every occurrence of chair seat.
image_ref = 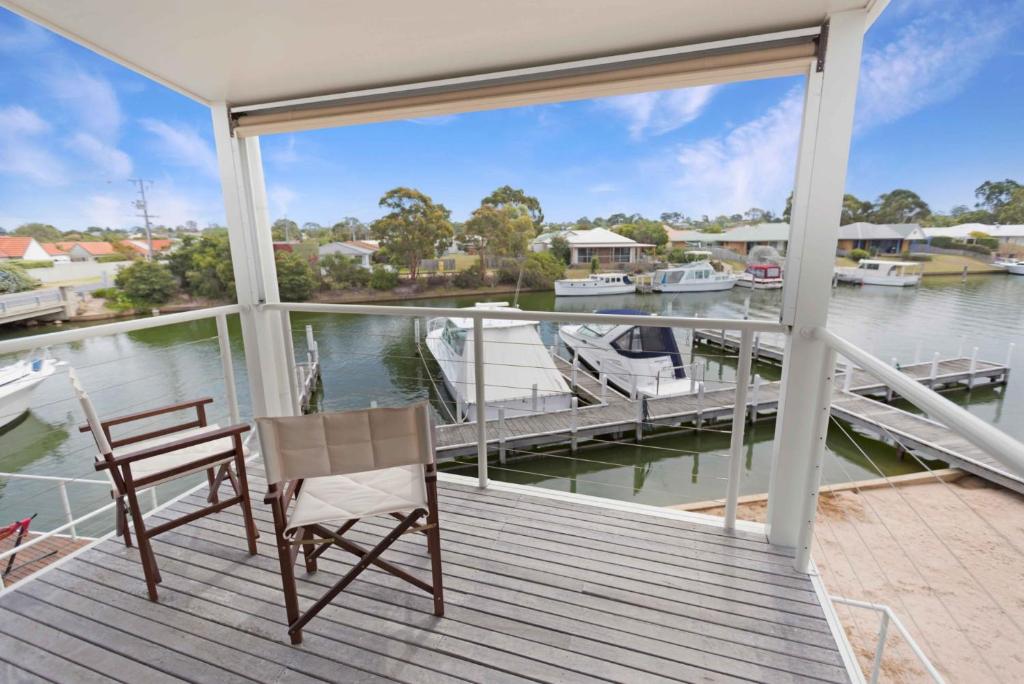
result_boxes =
[287,464,427,533]
[108,424,247,490]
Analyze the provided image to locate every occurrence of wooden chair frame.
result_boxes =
[82,397,259,601]
[265,462,444,645]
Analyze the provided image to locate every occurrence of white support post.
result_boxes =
[753,334,761,362]
[929,351,940,388]
[843,357,854,393]
[149,487,159,511]
[968,346,978,387]
[870,610,891,684]
[750,374,762,423]
[766,9,867,555]
[725,330,754,531]
[498,407,506,465]
[58,482,76,539]
[211,103,292,417]
[600,372,608,403]
[456,394,464,424]
[413,318,421,355]
[570,396,579,452]
[696,381,705,429]
[635,395,645,442]
[571,353,578,389]
[473,318,488,488]
[280,312,300,415]
[215,314,241,424]
[794,348,838,572]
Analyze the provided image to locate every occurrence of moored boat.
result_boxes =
[735,263,783,289]
[0,357,60,429]
[652,261,737,293]
[425,303,573,421]
[554,273,635,296]
[558,309,697,398]
[835,259,922,286]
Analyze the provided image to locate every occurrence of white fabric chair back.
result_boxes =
[68,368,113,457]
[257,403,434,485]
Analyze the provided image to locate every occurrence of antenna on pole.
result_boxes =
[129,178,157,261]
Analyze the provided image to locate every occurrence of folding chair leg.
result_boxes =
[116,497,133,548]
[300,527,318,573]
[232,447,259,555]
[425,476,445,617]
[270,500,303,645]
[124,487,160,601]
[206,468,220,504]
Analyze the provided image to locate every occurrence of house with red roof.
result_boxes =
[40,243,72,263]
[64,241,118,261]
[0,236,54,262]
[120,239,173,256]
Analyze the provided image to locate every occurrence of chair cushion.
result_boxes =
[287,464,428,533]
[108,424,246,490]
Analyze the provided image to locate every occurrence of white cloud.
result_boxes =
[67,132,133,178]
[269,185,298,217]
[267,136,300,165]
[0,106,66,186]
[48,70,123,139]
[82,194,128,228]
[857,5,1012,130]
[602,86,717,139]
[140,119,218,178]
[670,88,803,216]
[588,182,617,194]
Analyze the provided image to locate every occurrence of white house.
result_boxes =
[319,240,380,269]
[0,236,54,262]
[922,224,1024,255]
[532,227,652,266]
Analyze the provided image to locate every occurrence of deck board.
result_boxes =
[0,477,849,683]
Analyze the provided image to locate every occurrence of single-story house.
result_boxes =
[921,224,1024,256]
[319,240,380,269]
[532,227,653,266]
[0,236,54,261]
[836,223,925,255]
[665,228,714,249]
[120,239,173,256]
[41,243,72,263]
[61,241,117,261]
[667,222,925,257]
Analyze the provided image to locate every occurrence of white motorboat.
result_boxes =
[425,302,573,421]
[558,309,697,398]
[735,263,784,289]
[554,273,635,296]
[652,261,738,293]
[0,357,59,429]
[1007,261,1024,275]
[835,259,922,287]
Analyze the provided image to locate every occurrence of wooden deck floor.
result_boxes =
[0,475,851,683]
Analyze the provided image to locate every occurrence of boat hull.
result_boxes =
[554,282,636,296]
[735,277,783,290]
[0,363,55,429]
[1008,264,1024,275]
[860,274,921,287]
[654,278,737,293]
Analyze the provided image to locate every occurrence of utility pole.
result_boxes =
[129,178,156,261]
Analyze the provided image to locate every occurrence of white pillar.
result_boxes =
[211,103,293,417]
[766,11,867,555]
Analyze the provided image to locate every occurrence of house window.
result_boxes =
[576,247,593,262]
[613,247,631,262]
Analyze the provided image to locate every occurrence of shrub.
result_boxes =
[425,274,448,287]
[519,252,565,288]
[114,261,177,308]
[7,259,54,269]
[320,254,370,288]
[590,256,600,273]
[91,286,133,311]
[549,236,571,265]
[275,251,318,301]
[453,263,485,289]
[0,263,40,294]
[849,248,871,261]
[97,253,133,263]
[665,248,686,263]
[369,265,400,290]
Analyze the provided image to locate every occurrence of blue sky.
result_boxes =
[0,1,1022,230]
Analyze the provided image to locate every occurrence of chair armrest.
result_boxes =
[80,397,215,433]
[95,423,250,470]
[264,478,301,505]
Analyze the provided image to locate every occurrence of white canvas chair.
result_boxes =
[69,368,258,601]
[258,402,444,644]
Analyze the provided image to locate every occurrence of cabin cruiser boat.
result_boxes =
[835,260,922,286]
[554,273,635,296]
[0,357,60,429]
[425,303,573,421]
[735,263,783,289]
[998,259,1024,275]
[558,309,696,398]
[652,261,738,293]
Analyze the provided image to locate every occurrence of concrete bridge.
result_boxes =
[0,287,77,326]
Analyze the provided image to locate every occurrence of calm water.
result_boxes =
[2,274,1022,532]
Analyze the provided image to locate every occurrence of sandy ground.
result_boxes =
[695,476,1024,682]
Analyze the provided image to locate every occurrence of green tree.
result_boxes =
[840,194,873,224]
[320,254,370,288]
[168,232,236,300]
[272,218,299,241]
[371,187,452,279]
[465,203,535,268]
[615,219,667,248]
[14,223,62,242]
[783,192,793,223]
[369,265,399,290]
[0,263,40,293]
[114,261,177,308]
[275,251,317,301]
[871,189,931,224]
[331,217,368,241]
[549,235,571,265]
[590,256,600,273]
[996,187,1024,224]
[974,179,1021,213]
[482,185,544,229]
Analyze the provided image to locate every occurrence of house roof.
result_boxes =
[2,2,879,121]
[666,228,713,243]
[670,222,926,245]
[0,236,36,258]
[562,227,653,248]
[922,224,1024,239]
[120,239,172,254]
[41,243,68,255]
[838,222,924,241]
[320,241,379,256]
[70,241,117,255]
[713,223,791,243]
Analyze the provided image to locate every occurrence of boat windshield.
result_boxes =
[577,323,615,338]
[442,321,467,355]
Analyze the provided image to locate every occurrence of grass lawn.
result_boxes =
[834,254,1001,275]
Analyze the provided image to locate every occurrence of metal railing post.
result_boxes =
[215,314,241,424]
[929,351,940,388]
[279,311,301,415]
[498,407,506,465]
[725,330,754,531]
[473,317,488,488]
[749,374,762,423]
[696,381,705,429]
[870,609,891,684]
[570,396,579,452]
[843,358,854,393]
[58,481,77,539]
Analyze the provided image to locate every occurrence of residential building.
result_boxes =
[40,243,71,263]
[0,236,54,262]
[120,238,174,256]
[669,223,926,257]
[63,241,118,261]
[921,224,1024,255]
[532,227,652,266]
[319,240,380,269]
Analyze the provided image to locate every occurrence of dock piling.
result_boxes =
[600,373,608,403]
[750,374,762,422]
[843,358,854,393]
[929,352,940,388]
[413,318,421,355]
[696,382,705,429]
[968,347,978,387]
[531,383,539,412]
[570,397,579,452]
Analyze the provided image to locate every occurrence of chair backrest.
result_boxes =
[257,403,435,485]
[68,368,112,457]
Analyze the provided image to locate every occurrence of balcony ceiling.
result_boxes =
[4,0,875,107]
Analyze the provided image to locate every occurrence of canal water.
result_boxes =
[2,274,1021,533]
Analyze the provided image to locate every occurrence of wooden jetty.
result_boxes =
[293,324,322,413]
[434,342,1021,493]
